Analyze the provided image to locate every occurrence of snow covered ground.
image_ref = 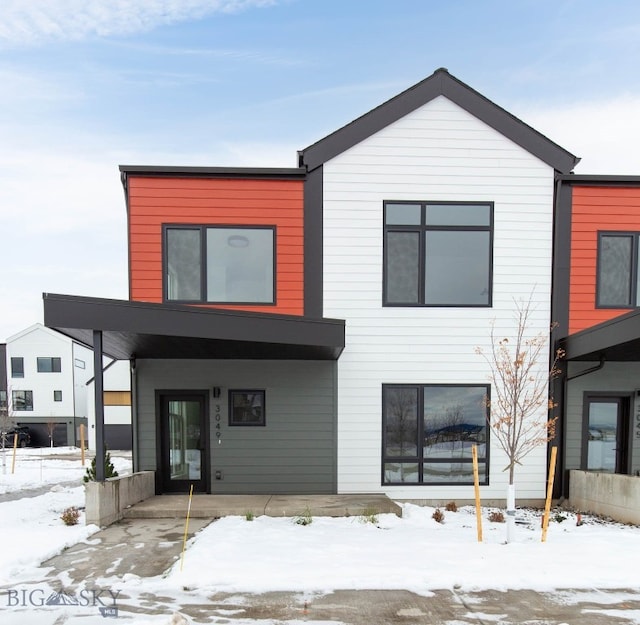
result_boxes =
[1,446,640,624]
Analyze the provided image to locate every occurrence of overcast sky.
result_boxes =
[2,0,640,340]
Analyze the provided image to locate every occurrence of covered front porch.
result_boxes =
[43,293,346,501]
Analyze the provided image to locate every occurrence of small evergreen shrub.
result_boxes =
[83,449,119,483]
[432,508,444,523]
[61,507,80,526]
[245,511,255,521]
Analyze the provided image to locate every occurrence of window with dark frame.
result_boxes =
[10,357,24,378]
[597,232,640,308]
[12,390,33,412]
[383,201,493,306]
[164,225,276,304]
[37,357,61,373]
[382,384,489,485]
[229,390,265,426]
[53,390,62,402]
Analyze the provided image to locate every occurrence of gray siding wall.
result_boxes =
[135,359,337,494]
[566,361,640,476]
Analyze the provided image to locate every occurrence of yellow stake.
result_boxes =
[541,446,558,542]
[180,484,194,572]
[472,444,483,542]
[11,432,18,474]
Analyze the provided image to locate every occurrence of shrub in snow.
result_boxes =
[61,506,80,526]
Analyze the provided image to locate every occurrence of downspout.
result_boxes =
[130,358,139,474]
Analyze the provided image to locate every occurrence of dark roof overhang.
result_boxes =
[118,165,306,179]
[43,294,345,361]
[557,174,640,186]
[561,309,640,361]
[299,68,579,174]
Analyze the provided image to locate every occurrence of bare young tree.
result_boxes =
[475,296,563,543]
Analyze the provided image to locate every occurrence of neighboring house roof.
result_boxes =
[299,67,579,174]
[43,293,345,361]
[6,322,73,345]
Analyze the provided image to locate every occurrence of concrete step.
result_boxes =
[124,494,402,519]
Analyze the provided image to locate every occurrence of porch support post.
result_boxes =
[93,330,105,482]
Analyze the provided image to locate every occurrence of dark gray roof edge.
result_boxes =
[119,165,306,179]
[558,174,640,185]
[42,293,345,327]
[299,68,579,174]
[560,308,640,360]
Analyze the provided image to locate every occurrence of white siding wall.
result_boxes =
[5,324,92,419]
[86,360,132,450]
[323,96,554,501]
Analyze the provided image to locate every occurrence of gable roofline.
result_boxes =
[6,322,72,345]
[299,68,580,174]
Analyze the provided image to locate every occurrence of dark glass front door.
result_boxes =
[585,396,629,474]
[160,393,208,492]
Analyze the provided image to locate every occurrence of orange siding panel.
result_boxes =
[128,176,305,316]
[569,186,640,333]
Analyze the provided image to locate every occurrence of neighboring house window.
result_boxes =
[37,357,61,373]
[0,390,7,414]
[74,358,86,369]
[597,232,640,307]
[382,384,489,485]
[164,225,275,304]
[53,390,62,402]
[12,390,33,411]
[229,390,265,426]
[383,201,493,306]
[10,357,24,378]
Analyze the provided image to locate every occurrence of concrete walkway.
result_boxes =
[124,493,402,519]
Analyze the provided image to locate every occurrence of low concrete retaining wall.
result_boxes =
[569,470,640,525]
[85,471,155,527]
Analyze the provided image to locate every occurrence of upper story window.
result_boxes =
[383,201,493,307]
[164,225,275,304]
[597,232,640,308]
[10,357,24,378]
[37,357,61,373]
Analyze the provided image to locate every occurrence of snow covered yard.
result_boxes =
[1,448,640,624]
[0,446,131,495]
[162,504,640,595]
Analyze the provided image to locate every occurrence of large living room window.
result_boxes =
[597,232,640,308]
[382,384,489,485]
[383,201,493,306]
[164,225,275,304]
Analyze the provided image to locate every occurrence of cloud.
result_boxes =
[0,0,278,46]
[516,95,640,174]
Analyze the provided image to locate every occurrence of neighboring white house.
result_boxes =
[86,359,132,451]
[5,323,131,449]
